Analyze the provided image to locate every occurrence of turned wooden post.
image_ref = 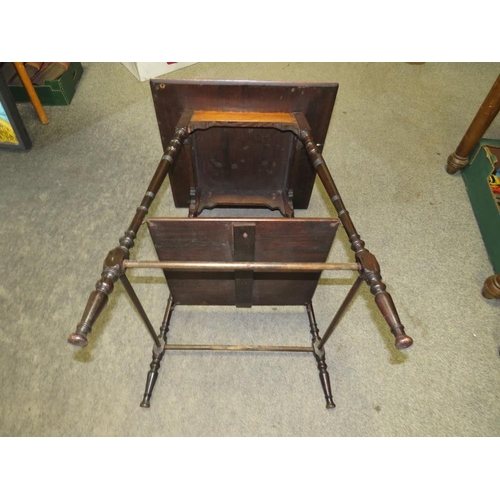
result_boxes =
[68,117,191,347]
[447,74,500,175]
[306,302,335,409]
[295,113,413,350]
[139,294,174,408]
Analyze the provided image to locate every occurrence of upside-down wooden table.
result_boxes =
[68,80,413,409]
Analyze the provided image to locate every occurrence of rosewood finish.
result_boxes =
[150,80,337,214]
[68,79,412,410]
[147,217,338,306]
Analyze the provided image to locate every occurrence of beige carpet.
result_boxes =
[1,62,499,436]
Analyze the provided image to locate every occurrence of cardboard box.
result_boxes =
[9,62,83,106]
[122,62,197,82]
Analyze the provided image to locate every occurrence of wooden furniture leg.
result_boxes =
[140,345,165,409]
[140,296,174,408]
[447,74,500,175]
[306,303,335,409]
[13,62,49,125]
[295,113,413,351]
[68,116,190,347]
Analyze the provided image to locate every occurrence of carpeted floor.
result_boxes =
[1,62,499,436]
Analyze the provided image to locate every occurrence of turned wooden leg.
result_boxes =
[297,117,413,351]
[482,274,500,299]
[447,74,500,175]
[140,295,174,408]
[68,247,125,347]
[68,122,189,348]
[357,248,412,350]
[372,286,412,349]
[306,303,335,409]
[140,345,165,408]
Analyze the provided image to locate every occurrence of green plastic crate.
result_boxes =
[462,139,500,274]
[9,62,83,106]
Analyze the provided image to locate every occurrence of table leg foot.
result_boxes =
[140,345,165,409]
[446,152,469,175]
[446,152,469,174]
[316,355,336,409]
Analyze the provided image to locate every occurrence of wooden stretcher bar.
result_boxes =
[164,344,313,352]
[122,260,360,272]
